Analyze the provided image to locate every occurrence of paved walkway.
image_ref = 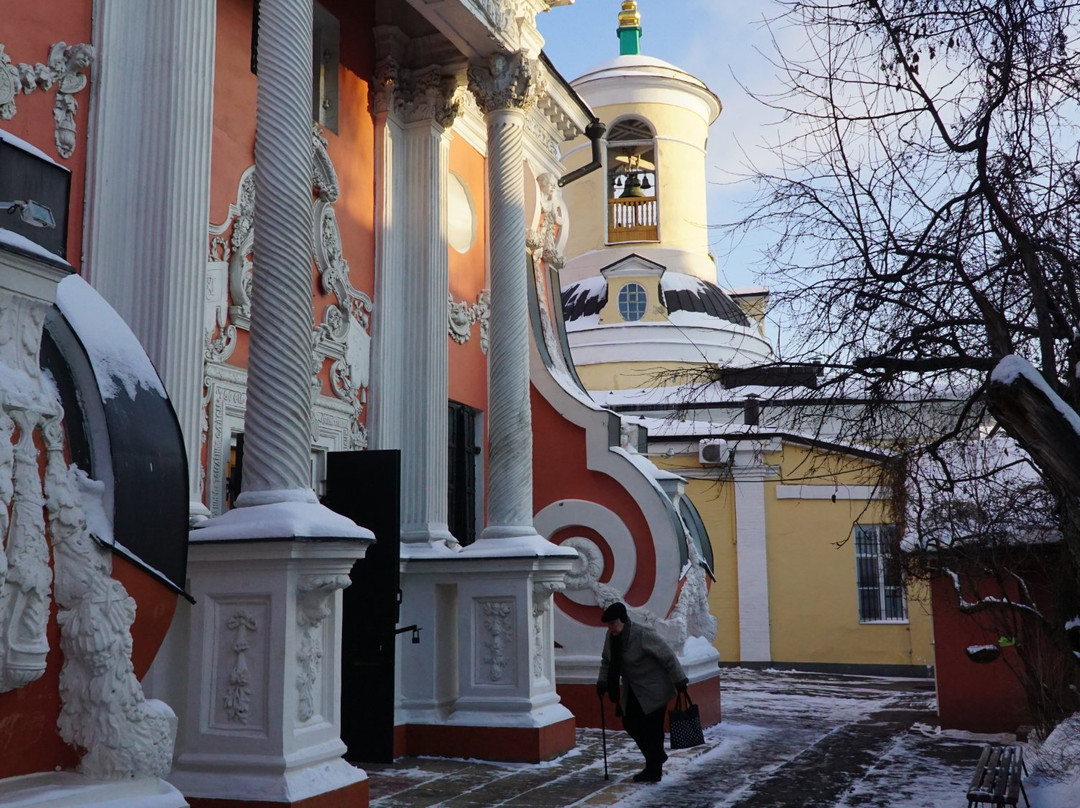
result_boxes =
[366,669,1003,808]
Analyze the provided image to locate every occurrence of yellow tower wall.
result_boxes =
[562,101,716,281]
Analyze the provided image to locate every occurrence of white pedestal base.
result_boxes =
[0,772,187,808]
[169,536,368,805]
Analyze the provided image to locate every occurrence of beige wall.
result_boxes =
[657,443,935,670]
[574,360,702,391]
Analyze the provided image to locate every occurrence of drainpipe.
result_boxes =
[558,119,606,187]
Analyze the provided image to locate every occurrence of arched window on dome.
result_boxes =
[606,116,658,243]
[617,281,648,321]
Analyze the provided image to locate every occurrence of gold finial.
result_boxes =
[618,1,641,29]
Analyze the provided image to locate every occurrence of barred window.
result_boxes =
[618,282,648,321]
[854,524,907,622]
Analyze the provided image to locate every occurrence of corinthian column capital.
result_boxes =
[373,59,464,129]
[467,50,545,115]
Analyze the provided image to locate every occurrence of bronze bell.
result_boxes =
[619,173,646,198]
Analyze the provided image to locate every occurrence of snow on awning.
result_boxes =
[43,275,189,598]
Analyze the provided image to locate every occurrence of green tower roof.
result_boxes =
[617,1,642,56]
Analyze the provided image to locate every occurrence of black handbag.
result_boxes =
[668,691,705,749]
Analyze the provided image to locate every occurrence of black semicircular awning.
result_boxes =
[41,275,190,600]
[561,280,608,322]
[663,277,750,327]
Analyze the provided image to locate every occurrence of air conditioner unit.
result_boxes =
[698,439,730,466]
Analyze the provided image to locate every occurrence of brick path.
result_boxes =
[365,669,995,808]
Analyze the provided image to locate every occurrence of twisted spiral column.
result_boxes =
[239,0,317,498]
[468,53,545,540]
[482,107,534,535]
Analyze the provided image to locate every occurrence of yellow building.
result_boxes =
[558,2,934,675]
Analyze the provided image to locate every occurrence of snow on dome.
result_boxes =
[55,274,167,401]
[561,272,750,328]
[574,54,709,89]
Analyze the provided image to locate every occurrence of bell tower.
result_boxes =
[559,0,723,285]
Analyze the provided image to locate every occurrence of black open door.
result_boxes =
[324,449,400,764]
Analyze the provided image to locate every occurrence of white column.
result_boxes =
[175,1,372,803]
[372,61,461,547]
[239,0,318,499]
[85,0,216,522]
[368,55,407,452]
[732,441,778,662]
[468,52,546,544]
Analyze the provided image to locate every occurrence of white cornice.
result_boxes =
[775,484,887,501]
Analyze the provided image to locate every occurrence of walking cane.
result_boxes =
[598,690,609,780]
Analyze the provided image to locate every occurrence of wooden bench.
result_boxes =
[967,744,1029,807]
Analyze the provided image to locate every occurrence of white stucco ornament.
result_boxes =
[49,450,175,778]
[447,289,490,352]
[0,41,94,157]
[205,127,372,453]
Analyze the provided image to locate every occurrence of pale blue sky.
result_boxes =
[537,1,790,294]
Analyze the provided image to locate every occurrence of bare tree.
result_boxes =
[732,0,1080,539]
[719,0,1080,723]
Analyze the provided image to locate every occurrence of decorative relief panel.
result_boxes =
[201,362,358,517]
[447,289,490,353]
[211,597,269,733]
[531,580,563,681]
[0,295,56,695]
[204,126,371,456]
[475,597,516,685]
[295,574,351,723]
[0,41,94,157]
[223,609,258,724]
[0,408,52,693]
[527,173,570,374]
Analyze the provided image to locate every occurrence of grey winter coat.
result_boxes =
[598,621,687,715]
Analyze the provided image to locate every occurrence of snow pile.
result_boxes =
[1026,712,1080,808]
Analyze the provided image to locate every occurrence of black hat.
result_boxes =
[600,602,628,623]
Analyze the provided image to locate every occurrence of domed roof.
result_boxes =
[561,272,750,328]
[569,53,721,124]
[574,54,710,91]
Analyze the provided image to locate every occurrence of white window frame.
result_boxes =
[617,281,648,321]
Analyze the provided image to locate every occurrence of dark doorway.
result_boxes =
[448,400,480,546]
[324,449,400,763]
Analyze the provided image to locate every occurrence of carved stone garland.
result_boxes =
[531,580,563,680]
[479,598,514,683]
[0,41,94,158]
[295,574,351,722]
[223,610,257,724]
[205,126,372,452]
[447,289,490,353]
[46,416,174,778]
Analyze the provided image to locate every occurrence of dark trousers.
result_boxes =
[622,687,667,772]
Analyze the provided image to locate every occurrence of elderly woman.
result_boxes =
[596,602,688,783]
